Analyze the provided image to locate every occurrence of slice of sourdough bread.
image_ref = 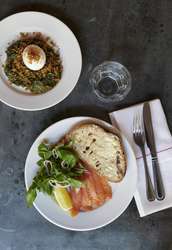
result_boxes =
[65,123,126,182]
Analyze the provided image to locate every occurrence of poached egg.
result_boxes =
[22,44,46,71]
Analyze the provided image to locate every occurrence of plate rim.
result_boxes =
[25,116,137,231]
[0,11,82,111]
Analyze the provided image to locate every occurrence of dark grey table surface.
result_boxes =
[0,1,172,250]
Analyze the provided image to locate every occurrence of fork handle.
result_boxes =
[141,147,155,201]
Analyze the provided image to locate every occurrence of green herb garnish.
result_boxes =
[26,141,84,207]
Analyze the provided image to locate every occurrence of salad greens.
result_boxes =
[26,141,85,207]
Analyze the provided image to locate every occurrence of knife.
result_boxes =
[143,102,165,200]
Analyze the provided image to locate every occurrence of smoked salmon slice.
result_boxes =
[86,170,105,208]
[99,175,112,201]
[69,167,112,212]
[70,188,82,211]
[80,187,92,211]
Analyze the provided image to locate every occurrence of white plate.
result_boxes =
[0,12,82,110]
[25,117,137,231]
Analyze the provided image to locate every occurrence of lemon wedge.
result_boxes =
[53,187,73,211]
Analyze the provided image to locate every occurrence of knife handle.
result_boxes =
[152,157,165,200]
[141,147,155,201]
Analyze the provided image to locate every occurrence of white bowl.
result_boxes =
[25,117,137,231]
[0,12,82,111]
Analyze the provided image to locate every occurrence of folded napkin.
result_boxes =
[110,99,172,217]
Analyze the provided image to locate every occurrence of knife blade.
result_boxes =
[143,102,157,156]
[143,102,165,200]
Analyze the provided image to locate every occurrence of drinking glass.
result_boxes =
[89,61,132,102]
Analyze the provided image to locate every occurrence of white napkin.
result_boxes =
[109,99,172,217]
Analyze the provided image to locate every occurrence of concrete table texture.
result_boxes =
[0,0,172,250]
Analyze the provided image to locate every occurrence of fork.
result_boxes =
[133,112,155,201]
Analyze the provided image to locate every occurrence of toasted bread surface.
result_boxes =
[65,123,126,182]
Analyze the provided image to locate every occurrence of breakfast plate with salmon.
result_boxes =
[25,117,137,231]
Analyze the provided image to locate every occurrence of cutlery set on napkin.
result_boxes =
[110,99,172,217]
